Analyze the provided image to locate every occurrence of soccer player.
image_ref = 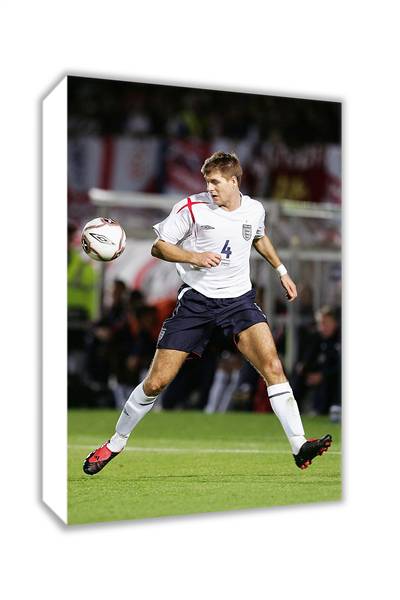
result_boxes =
[83,152,332,475]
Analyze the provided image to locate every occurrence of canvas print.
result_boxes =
[67,76,341,524]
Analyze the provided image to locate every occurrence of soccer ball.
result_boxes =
[81,217,126,262]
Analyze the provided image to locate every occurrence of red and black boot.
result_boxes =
[293,434,332,470]
[83,441,122,476]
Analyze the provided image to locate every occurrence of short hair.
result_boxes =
[201,151,243,186]
[316,305,339,322]
[113,279,127,290]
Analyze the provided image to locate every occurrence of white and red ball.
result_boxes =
[81,217,126,262]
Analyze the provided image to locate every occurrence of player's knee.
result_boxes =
[265,356,284,379]
[143,376,168,397]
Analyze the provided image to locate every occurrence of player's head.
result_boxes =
[201,151,243,205]
[316,306,339,338]
[128,289,145,311]
[112,279,127,303]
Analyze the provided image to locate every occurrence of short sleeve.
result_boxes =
[254,206,266,239]
[153,200,193,245]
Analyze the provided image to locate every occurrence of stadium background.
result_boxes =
[67,75,341,420]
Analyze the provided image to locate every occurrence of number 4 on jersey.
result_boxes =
[221,240,232,258]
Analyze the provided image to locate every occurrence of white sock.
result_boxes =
[267,382,306,454]
[107,382,158,452]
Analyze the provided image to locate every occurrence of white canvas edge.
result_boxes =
[42,76,68,523]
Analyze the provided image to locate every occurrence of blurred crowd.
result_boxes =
[68,77,340,146]
[68,77,341,207]
[68,222,341,422]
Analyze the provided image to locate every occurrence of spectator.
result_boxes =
[131,305,159,377]
[68,221,99,401]
[67,221,98,323]
[106,279,128,322]
[229,361,267,412]
[292,305,341,421]
[109,300,158,409]
[86,279,129,387]
[204,350,243,413]
[125,289,146,335]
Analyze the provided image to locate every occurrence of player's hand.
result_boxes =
[192,252,222,268]
[280,273,297,302]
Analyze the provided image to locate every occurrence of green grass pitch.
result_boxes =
[68,410,342,525]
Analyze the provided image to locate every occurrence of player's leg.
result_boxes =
[235,321,286,384]
[83,349,188,475]
[109,348,190,448]
[83,286,216,475]
[236,322,306,451]
[236,322,331,467]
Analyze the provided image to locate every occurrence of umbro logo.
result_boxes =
[89,232,115,245]
[199,225,215,230]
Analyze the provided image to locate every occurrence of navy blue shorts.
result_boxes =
[157,285,267,357]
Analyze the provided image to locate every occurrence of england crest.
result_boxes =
[242,224,252,241]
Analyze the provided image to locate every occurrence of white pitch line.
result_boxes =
[70,444,341,455]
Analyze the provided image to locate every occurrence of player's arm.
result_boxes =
[252,235,297,302]
[151,239,221,268]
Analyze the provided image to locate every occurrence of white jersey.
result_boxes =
[153,192,266,298]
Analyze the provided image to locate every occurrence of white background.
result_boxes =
[2,1,399,598]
